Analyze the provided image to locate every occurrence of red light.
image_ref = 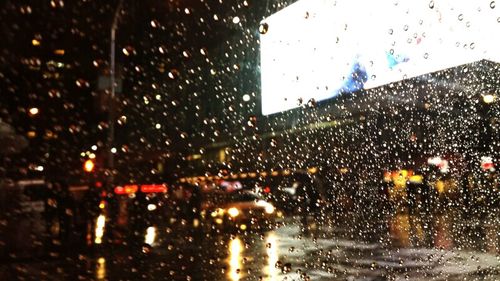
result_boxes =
[114,186,125,195]
[481,156,494,171]
[114,184,138,195]
[140,184,167,193]
[95,181,103,188]
[482,162,494,170]
[264,186,271,193]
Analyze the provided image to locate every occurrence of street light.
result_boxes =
[108,0,124,183]
[482,93,496,104]
[28,107,39,116]
[84,159,95,173]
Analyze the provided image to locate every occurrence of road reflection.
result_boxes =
[225,232,280,281]
[145,226,157,245]
[265,232,279,280]
[96,257,106,280]
[389,212,500,254]
[228,237,243,281]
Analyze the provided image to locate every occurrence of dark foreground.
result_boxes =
[1,208,500,281]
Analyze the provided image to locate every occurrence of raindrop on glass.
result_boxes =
[259,22,269,34]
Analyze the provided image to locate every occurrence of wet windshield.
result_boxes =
[0,0,499,280]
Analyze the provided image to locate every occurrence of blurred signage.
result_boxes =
[427,156,449,173]
[17,179,45,186]
[220,180,242,192]
[69,185,89,192]
[20,201,45,213]
[114,184,138,195]
[481,156,495,171]
[140,184,167,193]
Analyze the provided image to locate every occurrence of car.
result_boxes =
[200,190,282,232]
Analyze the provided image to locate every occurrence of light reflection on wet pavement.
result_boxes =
[1,211,499,281]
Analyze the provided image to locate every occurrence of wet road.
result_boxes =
[1,210,500,281]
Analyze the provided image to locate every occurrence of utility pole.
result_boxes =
[108,0,124,185]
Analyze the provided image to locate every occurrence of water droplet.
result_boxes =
[423,53,429,59]
[388,28,393,35]
[429,1,434,9]
[232,16,240,24]
[458,14,464,21]
[470,42,475,49]
[259,22,269,34]
[282,263,292,273]
[168,69,179,79]
[150,20,159,28]
[270,139,277,147]
[307,98,316,108]
[490,1,496,9]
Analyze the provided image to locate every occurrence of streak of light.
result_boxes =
[94,214,106,244]
[145,226,156,245]
[228,237,243,281]
[265,232,279,280]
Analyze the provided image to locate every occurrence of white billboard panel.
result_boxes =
[260,0,500,115]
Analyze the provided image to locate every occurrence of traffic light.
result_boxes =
[84,159,95,173]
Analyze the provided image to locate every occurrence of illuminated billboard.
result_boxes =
[260,0,500,115]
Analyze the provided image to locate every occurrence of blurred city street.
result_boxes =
[2,208,499,281]
[0,0,499,280]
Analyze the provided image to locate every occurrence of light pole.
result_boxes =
[108,0,124,185]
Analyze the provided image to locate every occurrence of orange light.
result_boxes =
[114,184,138,195]
[84,159,95,173]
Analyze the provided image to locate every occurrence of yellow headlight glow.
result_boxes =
[228,207,239,217]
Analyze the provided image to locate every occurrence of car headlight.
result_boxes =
[211,208,224,217]
[265,205,275,214]
[257,200,275,214]
[227,207,239,217]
